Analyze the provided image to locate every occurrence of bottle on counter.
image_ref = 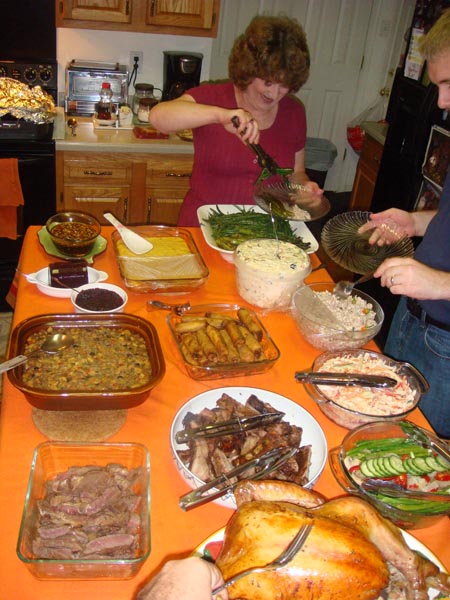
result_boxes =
[96,82,113,120]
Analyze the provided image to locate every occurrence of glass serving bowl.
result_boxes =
[17,441,150,579]
[291,282,384,351]
[301,349,427,429]
[167,303,280,380]
[329,421,450,529]
[320,211,414,274]
[46,211,101,258]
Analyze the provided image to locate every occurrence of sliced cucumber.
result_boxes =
[435,454,450,470]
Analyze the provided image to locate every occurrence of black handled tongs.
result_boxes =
[231,116,293,183]
[179,446,297,510]
[176,411,285,443]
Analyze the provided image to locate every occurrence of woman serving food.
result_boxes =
[149,15,323,226]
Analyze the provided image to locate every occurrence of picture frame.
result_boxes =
[414,179,441,211]
[422,125,450,191]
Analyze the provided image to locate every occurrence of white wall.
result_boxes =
[56,28,213,104]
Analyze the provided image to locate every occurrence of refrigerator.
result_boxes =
[360,0,450,348]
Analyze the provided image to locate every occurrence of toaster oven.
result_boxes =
[65,60,128,116]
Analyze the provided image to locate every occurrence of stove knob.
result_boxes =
[39,66,53,82]
[0,66,7,77]
[24,67,37,83]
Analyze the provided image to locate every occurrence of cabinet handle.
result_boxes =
[372,156,381,164]
[83,170,113,176]
[74,197,121,202]
[150,0,155,17]
[165,172,191,178]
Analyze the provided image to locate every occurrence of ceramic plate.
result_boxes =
[37,227,107,264]
[171,386,327,509]
[321,211,414,275]
[197,204,319,264]
[24,266,108,298]
[193,528,446,599]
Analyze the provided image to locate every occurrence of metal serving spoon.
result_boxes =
[333,271,375,298]
[104,212,153,255]
[0,332,74,374]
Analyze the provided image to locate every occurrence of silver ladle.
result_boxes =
[0,332,74,374]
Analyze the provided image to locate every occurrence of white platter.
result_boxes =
[24,267,108,298]
[193,528,446,599]
[197,204,319,264]
[171,386,327,509]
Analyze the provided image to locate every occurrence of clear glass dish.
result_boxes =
[112,225,209,292]
[17,441,150,579]
[320,211,414,274]
[167,303,280,380]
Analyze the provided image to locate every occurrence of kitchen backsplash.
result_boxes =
[56,28,213,106]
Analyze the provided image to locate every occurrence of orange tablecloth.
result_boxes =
[0,226,448,599]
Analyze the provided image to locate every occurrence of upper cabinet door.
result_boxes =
[62,0,131,23]
[146,0,213,28]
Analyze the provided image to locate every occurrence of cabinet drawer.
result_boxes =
[146,154,193,190]
[63,186,129,224]
[360,135,383,176]
[64,160,132,183]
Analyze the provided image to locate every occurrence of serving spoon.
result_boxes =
[0,332,74,374]
[333,271,375,298]
[104,212,153,254]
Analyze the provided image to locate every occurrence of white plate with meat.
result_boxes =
[170,386,327,509]
[193,527,447,599]
[197,205,319,263]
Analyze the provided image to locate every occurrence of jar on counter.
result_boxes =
[234,239,311,309]
[137,97,158,122]
[132,83,157,115]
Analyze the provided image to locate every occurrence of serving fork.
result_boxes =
[212,522,313,595]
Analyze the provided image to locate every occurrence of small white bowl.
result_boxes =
[71,282,128,314]
[26,267,108,298]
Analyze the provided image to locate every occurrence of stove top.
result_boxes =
[0,59,57,101]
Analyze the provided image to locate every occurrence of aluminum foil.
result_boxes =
[0,77,55,124]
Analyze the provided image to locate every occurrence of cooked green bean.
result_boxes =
[204,206,311,251]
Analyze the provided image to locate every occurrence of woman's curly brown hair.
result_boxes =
[229,15,310,93]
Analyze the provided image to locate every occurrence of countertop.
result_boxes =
[53,107,194,154]
[361,120,389,145]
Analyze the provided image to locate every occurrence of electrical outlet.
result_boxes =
[129,51,143,74]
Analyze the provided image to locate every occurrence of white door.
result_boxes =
[210,0,415,192]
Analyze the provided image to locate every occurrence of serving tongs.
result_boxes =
[147,300,191,315]
[176,411,285,443]
[231,116,293,183]
[400,421,450,466]
[295,371,398,388]
[179,446,297,511]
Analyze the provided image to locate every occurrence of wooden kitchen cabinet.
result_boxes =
[56,150,193,226]
[348,134,384,212]
[56,0,220,37]
[145,153,193,225]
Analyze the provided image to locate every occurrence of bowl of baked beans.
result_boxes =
[46,211,101,257]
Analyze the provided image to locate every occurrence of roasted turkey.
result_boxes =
[215,480,450,600]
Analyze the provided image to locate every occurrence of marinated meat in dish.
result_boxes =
[31,464,144,560]
[177,393,311,486]
[216,480,450,600]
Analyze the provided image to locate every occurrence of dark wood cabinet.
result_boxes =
[349,134,384,212]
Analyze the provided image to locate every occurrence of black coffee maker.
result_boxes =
[162,51,203,101]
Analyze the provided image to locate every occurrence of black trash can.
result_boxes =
[305,137,337,189]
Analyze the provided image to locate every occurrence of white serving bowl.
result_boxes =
[197,204,318,263]
[71,282,128,313]
[26,267,108,298]
[170,386,327,509]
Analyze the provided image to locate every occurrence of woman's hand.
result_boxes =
[136,557,228,600]
[374,256,450,300]
[223,108,260,144]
